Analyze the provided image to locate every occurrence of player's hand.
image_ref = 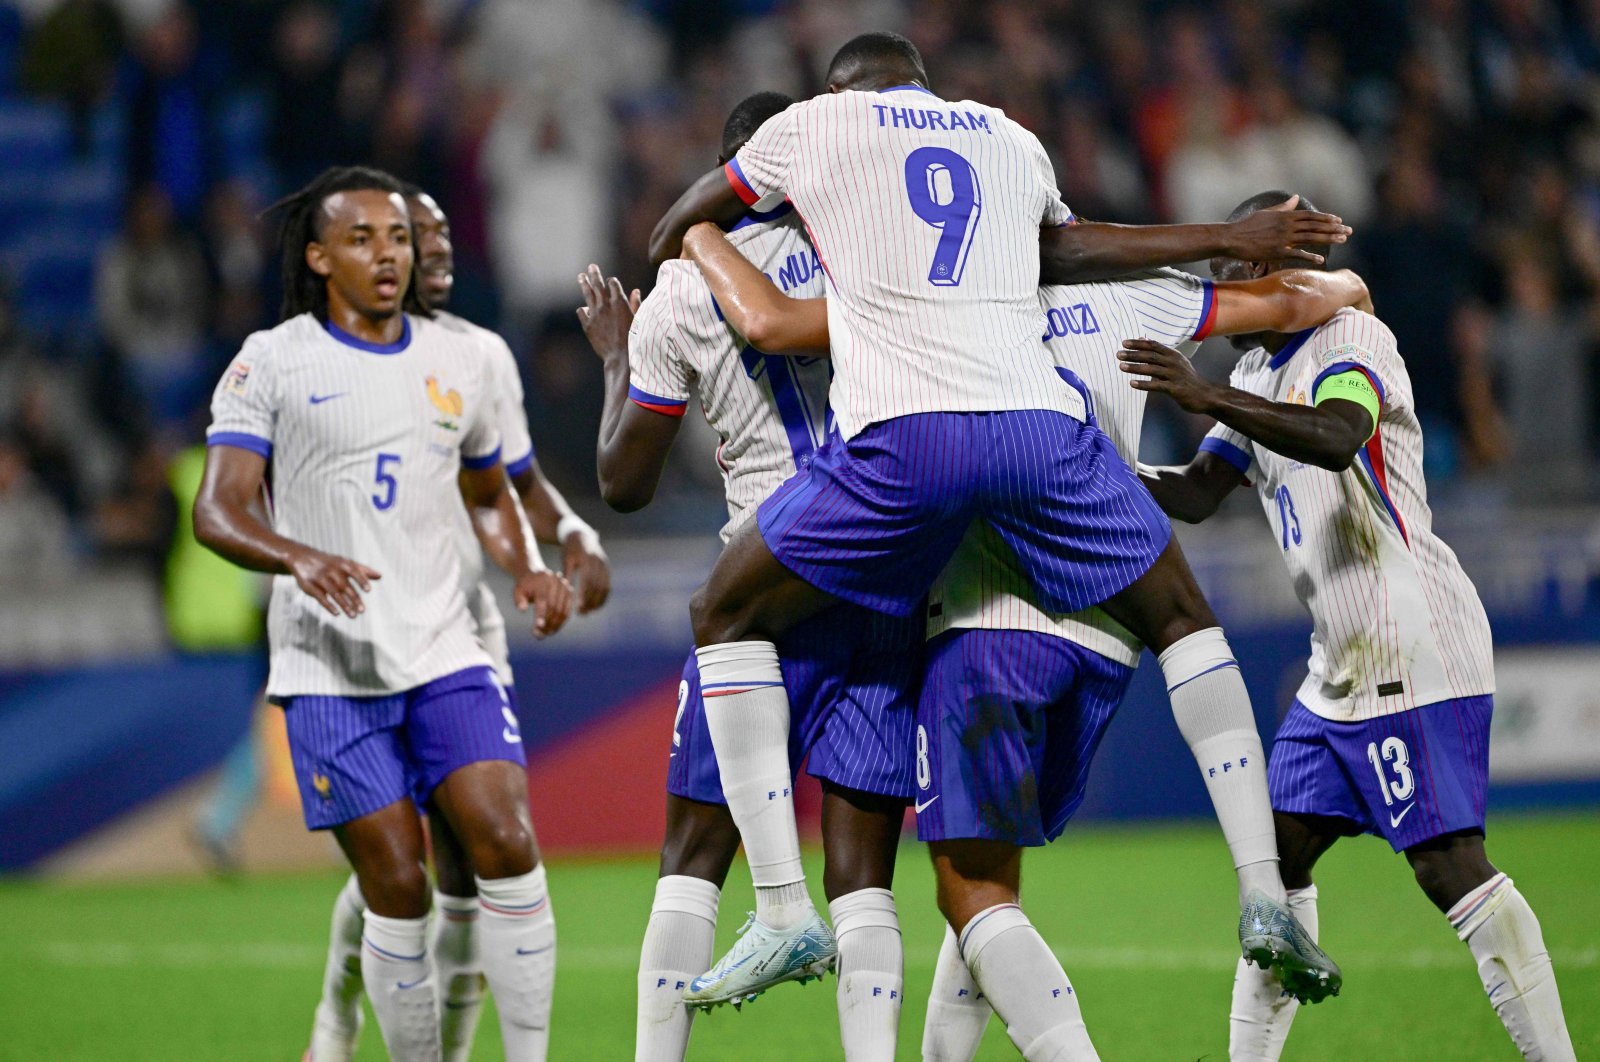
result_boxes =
[561,527,612,614]
[513,568,574,639]
[1117,338,1221,414]
[286,547,381,617]
[1222,194,1351,265]
[576,263,642,361]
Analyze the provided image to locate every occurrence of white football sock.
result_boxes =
[477,866,556,1061]
[636,875,720,1062]
[923,923,991,1062]
[362,909,441,1062]
[830,888,903,1062]
[1230,885,1317,1061]
[696,641,811,929]
[431,892,485,1062]
[309,874,367,1062]
[1159,628,1284,904]
[1450,873,1577,1061]
[959,905,1099,1062]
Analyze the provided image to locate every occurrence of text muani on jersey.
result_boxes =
[870,103,994,134]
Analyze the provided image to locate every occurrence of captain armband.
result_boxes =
[1312,369,1380,440]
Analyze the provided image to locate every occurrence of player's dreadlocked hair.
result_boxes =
[265,165,432,324]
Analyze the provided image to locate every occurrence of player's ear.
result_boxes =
[1248,260,1270,281]
[305,241,332,278]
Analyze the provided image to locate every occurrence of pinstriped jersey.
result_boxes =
[206,312,501,697]
[929,270,1216,665]
[726,87,1084,440]
[1201,308,1495,721]
[435,311,535,684]
[628,211,830,541]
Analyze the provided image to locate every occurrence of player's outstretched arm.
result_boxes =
[682,222,829,354]
[509,459,610,614]
[1040,196,1352,285]
[576,265,683,512]
[649,166,750,267]
[194,445,380,617]
[1210,269,1371,337]
[461,462,573,638]
[1138,454,1246,524]
[1118,338,1376,471]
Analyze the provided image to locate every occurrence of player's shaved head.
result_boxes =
[826,31,928,93]
[1226,190,1332,270]
[720,91,795,163]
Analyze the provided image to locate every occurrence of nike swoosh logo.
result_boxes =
[309,393,347,405]
[1389,802,1416,829]
[914,795,939,814]
[396,977,426,990]
[516,945,553,956]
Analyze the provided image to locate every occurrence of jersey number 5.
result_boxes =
[904,147,982,287]
[372,452,400,511]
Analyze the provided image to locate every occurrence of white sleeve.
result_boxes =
[486,334,535,475]
[726,104,798,208]
[627,283,693,418]
[1022,124,1073,227]
[460,345,503,468]
[206,332,278,459]
[1125,270,1218,347]
[1306,312,1397,412]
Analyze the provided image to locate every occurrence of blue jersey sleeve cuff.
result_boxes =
[504,448,535,478]
[461,446,502,470]
[1198,436,1251,474]
[207,432,272,459]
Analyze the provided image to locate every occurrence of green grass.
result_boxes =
[2,814,1595,1060]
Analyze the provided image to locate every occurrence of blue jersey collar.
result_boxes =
[1268,328,1314,370]
[325,316,411,355]
[726,200,795,233]
[879,84,937,96]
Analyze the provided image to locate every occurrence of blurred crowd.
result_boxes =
[4,0,1600,589]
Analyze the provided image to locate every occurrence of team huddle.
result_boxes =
[194,28,1576,1062]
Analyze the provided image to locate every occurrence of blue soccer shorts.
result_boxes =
[755,410,1171,618]
[914,628,1134,846]
[1268,695,1493,852]
[667,603,922,805]
[281,666,526,830]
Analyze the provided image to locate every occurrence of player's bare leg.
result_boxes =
[638,796,738,1061]
[929,840,1099,1061]
[1229,813,1347,1061]
[332,800,441,1061]
[1408,832,1577,1061]
[426,808,487,1062]
[821,784,906,1062]
[1098,539,1340,1002]
[684,521,841,1006]
[433,761,554,1061]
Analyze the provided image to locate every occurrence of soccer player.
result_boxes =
[647,31,1351,1006]
[580,90,921,1061]
[305,185,612,1062]
[681,224,1374,1059]
[1127,190,1578,1062]
[194,166,572,1062]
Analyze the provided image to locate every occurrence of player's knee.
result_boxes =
[1407,835,1495,912]
[359,859,432,918]
[689,583,745,645]
[466,817,536,880]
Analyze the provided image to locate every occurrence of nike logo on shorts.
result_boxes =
[1389,803,1416,829]
[309,392,348,405]
[914,795,939,814]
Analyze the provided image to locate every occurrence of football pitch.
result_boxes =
[3,814,1594,1060]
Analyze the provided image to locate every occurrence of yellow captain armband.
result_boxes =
[1312,368,1381,440]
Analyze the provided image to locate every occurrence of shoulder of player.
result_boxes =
[426,310,515,363]
[633,263,711,345]
[1306,307,1400,363]
[238,313,321,365]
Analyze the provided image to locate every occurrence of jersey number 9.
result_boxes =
[904,147,982,287]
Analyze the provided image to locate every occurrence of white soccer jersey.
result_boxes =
[1202,308,1495,721]
[727,87,1084,439]
[436,311,536,685]
[207,312,501,697]
[629,209,830,541]
[929,269,1217,666]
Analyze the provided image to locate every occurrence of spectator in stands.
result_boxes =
[0,434,73,585]
[94,182,209,426]
[126,3,219,223]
